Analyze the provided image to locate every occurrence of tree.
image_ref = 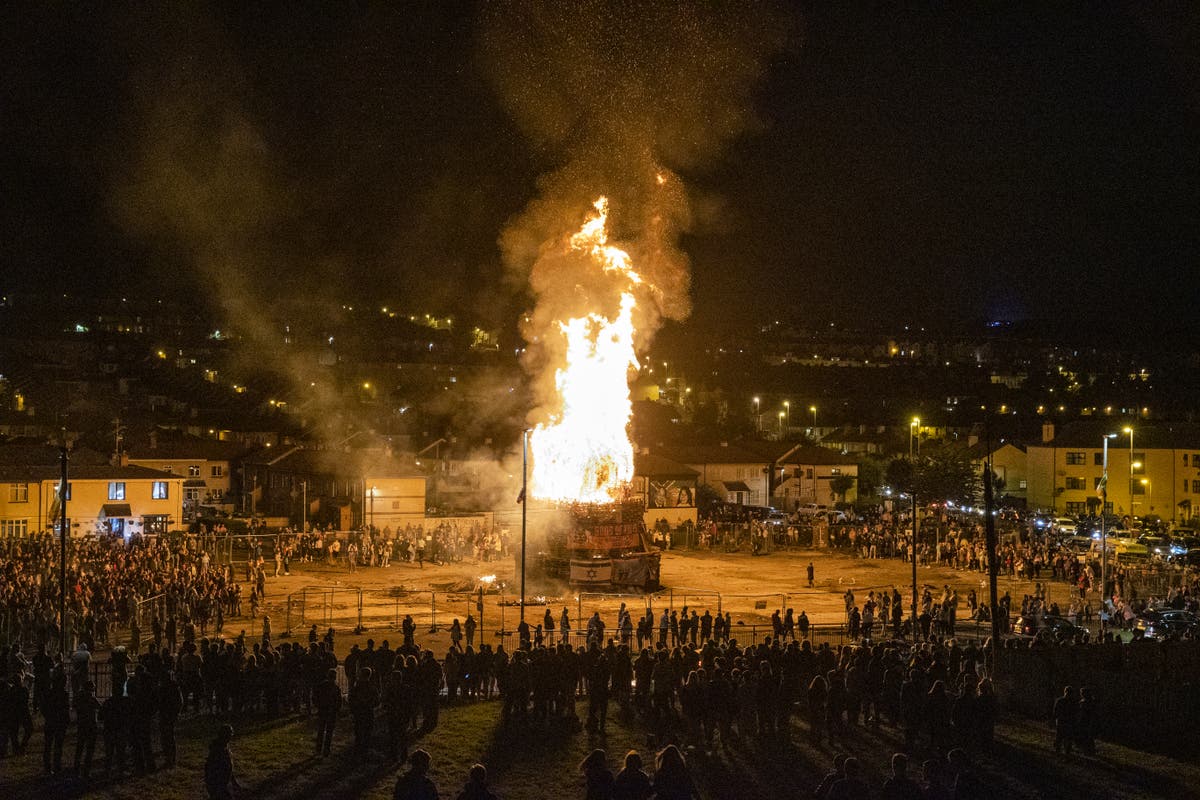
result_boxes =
[886,448,979,508]
[829,474,856,504]
[855,455,887,498]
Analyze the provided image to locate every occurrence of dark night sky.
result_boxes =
[1,3,1197,336]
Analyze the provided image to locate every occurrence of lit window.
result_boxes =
[108,482,126,500]
[188,465,201,477]
[152,481,169,499]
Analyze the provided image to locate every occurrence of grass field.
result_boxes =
[4,697,1197,800]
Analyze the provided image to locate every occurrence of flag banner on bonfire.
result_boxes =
[611,555,659,587]
[570,522,644,551]
[570,559,613,585]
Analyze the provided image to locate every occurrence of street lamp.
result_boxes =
[1141,477,1151,516]
[778,411,785,437]
[1100,433,1117,639]
[909,418,921,459]
[810,405,817,430]
[753,396,760,433]
[783,400,791,431]
[1123,426,1134,518]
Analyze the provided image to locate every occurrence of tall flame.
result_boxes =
[529,197,644,503]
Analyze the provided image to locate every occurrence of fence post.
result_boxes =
[357,590,364,633]
[429,591,438,633]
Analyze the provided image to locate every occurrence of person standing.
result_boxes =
[73,680,101,779]
[1053,685,1078,755]
[159,670,184,768]
[454,763,498,800]
[204,724,240,800]
[314,668,342,757]
[42,671,70,774]
[350,667,380,754]
[807,562,815,588]
[464,614,477,649]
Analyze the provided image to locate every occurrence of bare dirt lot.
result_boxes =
[248,546,1055,654]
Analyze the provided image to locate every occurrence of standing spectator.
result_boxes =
[880,753,921,800]
[73,680,101,780]
[1053,685,1078,754]
[314,668,342,757]
[204,724,240,800]
[159,670,184,768]
[41,671,70,774]
[1075,686,1096,755]
[350,667,380,753]
[394,749,439,800]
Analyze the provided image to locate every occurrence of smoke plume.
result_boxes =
[480,1,793,432]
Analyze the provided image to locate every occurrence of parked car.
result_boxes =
[1170,549,1200,568]
[1053,517,1078,536]
[1012,614,1088,641]
[1134,609,1200,640]
[797,503,829,517]
[1137,534,1175,560]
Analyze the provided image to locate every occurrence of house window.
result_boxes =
[108,482,126,500]
[162,465,174,473]
[0,519,29,537]
[152,481,169,499]
[1132,482,1145,495]
[1018,479,1027,490]
[392,501,400,509]
[188,465,201,477]
[1065,502,1087,515]
[211,465,224,478]
[1065,452,1086,466]
[8,483,29,503]
[1193,480,1200,494]
[1065,477,1086,491]
[1094,453,1104,466]
[185,488,201,502]
[1093,477,1104,489]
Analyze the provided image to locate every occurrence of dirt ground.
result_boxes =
[240,546,1058,655]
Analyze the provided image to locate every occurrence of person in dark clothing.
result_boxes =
[41,671,70,774]
[455,763,498,800]
[314,668,342,757]
[1053,685,1078,754]
[73,680,101,779]
[880,752,922,800]
[204,724,240,800]
[350,666,380,753]
[812,754,847,799]
[128,665,157,773]
[1075,686,1096,755]
[100,691,127,776]
[612,750,652,800]
[394,749,440,800]
[581,749,614,800]
[651,745,696,800]
[947,748,988,800]
[159,670,184,767]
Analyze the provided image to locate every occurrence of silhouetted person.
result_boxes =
[73,680,101,779]
[1053,685,1078,754]
[613,750,652,800]
[350,666,380,753]
[41,671,70,774]
[580,749,614,800]
[394,749,440,800]
[651,745,697,800]
[880,753,921,800]
[159,670,184,767]
[314,668,342,757]
[204,724,241,799]
[455,763,498,800]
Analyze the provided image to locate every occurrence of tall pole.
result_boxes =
[983,452,1001,665]
[302,479,307,531]
[1128,427,1134,519]
[1100,435,1111,640]
[520,430,528,624]
[59,440,69,659]
[911,491,918,640]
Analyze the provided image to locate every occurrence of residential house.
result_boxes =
[633,452,699,528]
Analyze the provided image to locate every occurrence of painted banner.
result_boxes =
[648,480,696,509]
[571,522,644,552]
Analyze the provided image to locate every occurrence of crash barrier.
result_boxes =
[995,639,1200,743]
[79,659,349,702]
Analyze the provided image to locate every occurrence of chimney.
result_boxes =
[1041,422,1055,444]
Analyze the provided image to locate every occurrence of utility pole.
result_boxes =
[59,432,69,659]
[911,492,918,640]
[520,430,528,624]
[983,454,1001,667]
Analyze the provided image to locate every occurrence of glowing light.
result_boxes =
[529,197,645,503]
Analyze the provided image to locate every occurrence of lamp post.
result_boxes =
[1141,478,1151,516]
[1123,426,1134,518]
[753,397,760,433]
[909,418,920,459]
[369,486,376,531]
[810,405,817,431]
[1100,433,1116,639]
[783,400,791,431]
[520,430,528,624]
[778,411,785,438]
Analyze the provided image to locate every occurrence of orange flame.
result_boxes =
[530,197,643,503]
